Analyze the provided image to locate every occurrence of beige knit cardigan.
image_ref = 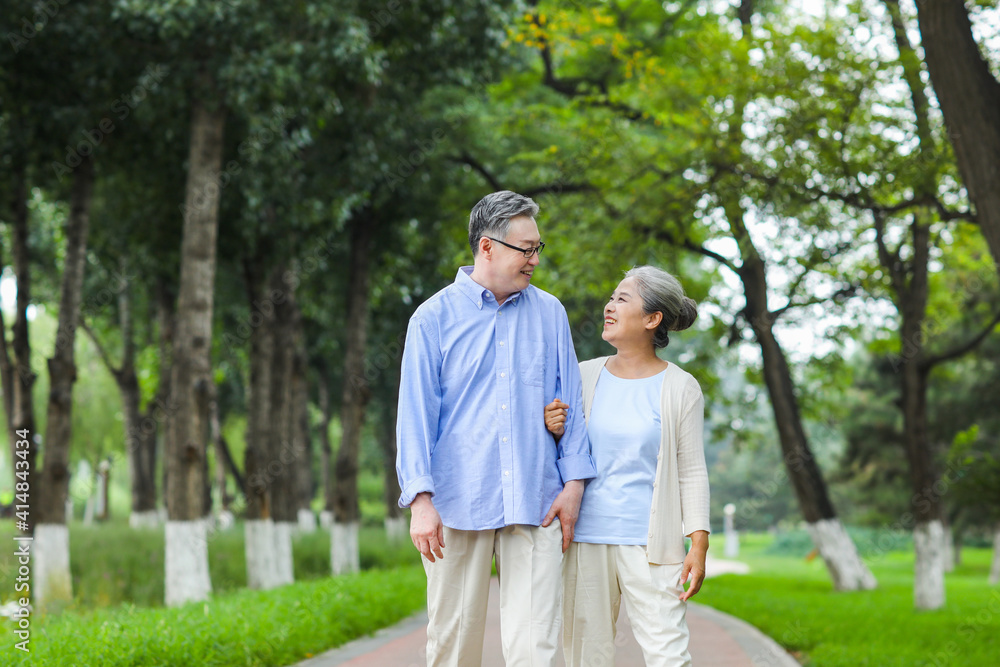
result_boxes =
[578,357,711,564]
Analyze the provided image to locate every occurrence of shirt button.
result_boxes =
[503,437,508,442]
[502,404,507,410]
[504,470,510,476]
[651,508,656,514]
[648,532,653,538]
[500,341,505,346]
[500,372,506,378]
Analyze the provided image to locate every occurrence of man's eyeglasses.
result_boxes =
[485,237,546,258]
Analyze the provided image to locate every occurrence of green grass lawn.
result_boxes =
[698,534,1000,666]
[0,520,421,610]
[1,565,427,666]
[0,519,425,666]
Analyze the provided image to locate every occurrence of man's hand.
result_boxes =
[678,530,709,601]
[541,479,584,552]
[544,398,568,441]
[409,492,445,562]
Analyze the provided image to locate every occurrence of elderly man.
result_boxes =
[396,190,596,666]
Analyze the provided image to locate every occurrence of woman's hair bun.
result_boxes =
[671,297,698,332]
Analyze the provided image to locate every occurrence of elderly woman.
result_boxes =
[544,266,711,667]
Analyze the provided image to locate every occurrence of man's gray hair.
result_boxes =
[624,266,698,349]
[468,191,540,255]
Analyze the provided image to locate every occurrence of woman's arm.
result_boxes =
[677,377,711,601]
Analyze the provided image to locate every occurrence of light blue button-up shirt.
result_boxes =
[396,266,596,530]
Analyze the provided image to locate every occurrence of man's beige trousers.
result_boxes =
[422,521,563,667]
[563,543,691,667]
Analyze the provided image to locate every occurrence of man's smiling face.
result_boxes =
[490,215,541,296]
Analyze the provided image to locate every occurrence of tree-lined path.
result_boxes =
[2,0,999,664]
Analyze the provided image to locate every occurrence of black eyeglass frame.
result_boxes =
[484,236,546,258]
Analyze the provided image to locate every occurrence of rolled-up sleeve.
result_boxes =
[396,315,441,508]
[554,307,597,483]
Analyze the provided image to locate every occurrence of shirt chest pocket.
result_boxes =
[518,339,546,387]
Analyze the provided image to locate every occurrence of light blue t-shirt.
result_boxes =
[574,367,665,545]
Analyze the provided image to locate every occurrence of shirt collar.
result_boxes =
[454,266,523,309]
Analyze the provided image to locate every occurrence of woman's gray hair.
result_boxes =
[468,190,539,255]
[624,265,698,349]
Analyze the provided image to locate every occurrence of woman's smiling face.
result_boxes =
[602,277,659,348]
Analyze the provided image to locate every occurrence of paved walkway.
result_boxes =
[293,558,799,666]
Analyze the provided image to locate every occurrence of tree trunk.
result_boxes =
[84,268,165,528]
[739,257,877,591]
[34,154,94,608]
[147,277,175,528]
[332,211,376,575]
[318,370,333,529]
[882,11,947,609]
[1,159,25,498]
[380,369,406,541]
[210,397,228,513]
[119,273,161,527]
[10,156,38,536]
[211,400,245,502]
[900,221,945,610]
[164,90,225,607]
[290,299,316,532]
[915,0,1000,275]
[267,264,296,586]
[96,460,110,521]
[242,258,280,589]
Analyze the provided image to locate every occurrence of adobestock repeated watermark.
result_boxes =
[50,64,170,180]
[220,232,347,355]
[885,261,1000,374]
[6,0,71,53]
[67,393,181,510]
[923,589,1000,667]
[179,105,297,219]
[857,455,976,565]
[381,69,505,192]
[749,618,806,666]
[17,255,143,390]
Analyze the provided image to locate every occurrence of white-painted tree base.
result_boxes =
[33,524,73,607]
[805,518,877,591]
[988,525,1000,586]
[297,509,317,532]
[245,519,281,590]
[914,520,946,610]
[165,520,213,607]
[385,516,408,542]
[130,510,161,529]
[274,522,295,586]
[319,510,333,529]
[331,521,360,575]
